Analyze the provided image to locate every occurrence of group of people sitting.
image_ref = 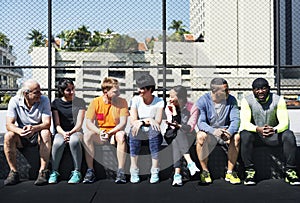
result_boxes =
[3,74,300,187]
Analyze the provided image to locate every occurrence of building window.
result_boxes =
[108,70,125,78]
[181,69,190,75]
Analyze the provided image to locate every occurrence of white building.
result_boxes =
[30,0,280,104]
[0,45,22,104]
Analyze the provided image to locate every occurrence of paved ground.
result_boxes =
[1,178,300,203]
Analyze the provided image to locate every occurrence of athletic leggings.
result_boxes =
[51,132,83,171]
[129,126,163,160]
[240,130,297,169]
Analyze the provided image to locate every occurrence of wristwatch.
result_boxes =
[141,120,146,126]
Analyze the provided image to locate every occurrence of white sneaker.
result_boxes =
[187,162,200,176]
[130,168,140,184]
[172,174,183,186]
[150,168,160,184]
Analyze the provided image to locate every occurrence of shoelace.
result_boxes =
[231,172,238,178]
[202,171,210,178]
[246,171,255,178]
[287,170,298,179]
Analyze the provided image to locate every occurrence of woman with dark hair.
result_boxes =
[129,74,164,184]
[48,78,86,184]
[165,85,200,186]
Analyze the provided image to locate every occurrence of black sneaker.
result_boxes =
[4,170,20,186]
[115,168,126,184]
[34,169,49,186]
[285,169,300,186]
[83,169,96,184]
[244,168,256,185]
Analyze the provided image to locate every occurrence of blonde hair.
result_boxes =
[101,77,119,93]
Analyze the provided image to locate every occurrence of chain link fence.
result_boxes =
[1,0,300,108]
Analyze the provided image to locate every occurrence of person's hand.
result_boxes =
[262,125,275,137]
[221,129,231,141]
[166,121,180,129]
[167,103,177,116]
[213,128,224,138]
[20,125,34,138]
[64,131,70,143]
[148,118,160,131]
[99,130,109,142]
[131,120,143,136]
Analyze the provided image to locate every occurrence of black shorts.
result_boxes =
[20,133,39,147]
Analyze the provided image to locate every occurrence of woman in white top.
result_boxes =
[129,74,164,184]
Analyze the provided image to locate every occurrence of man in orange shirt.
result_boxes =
[83,77,129,184]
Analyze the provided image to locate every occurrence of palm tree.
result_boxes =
[168,20,187,34]
[26,29,45,47]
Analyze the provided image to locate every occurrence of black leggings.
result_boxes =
[166,128,195,168]
[240,130,297,169]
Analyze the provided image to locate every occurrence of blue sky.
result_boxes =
[0,0,190,65]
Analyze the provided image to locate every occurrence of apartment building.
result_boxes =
[29,0,281,104]
[0,45,22,104]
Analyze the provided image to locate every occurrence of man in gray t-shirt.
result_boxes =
[4,79,52,186]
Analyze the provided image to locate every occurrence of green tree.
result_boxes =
[27,29,46,53]
[107,34,138,53]
[74,25,91,51]
[27,29,45,47]
[167,20,190,42]
[168,20,187,34]
[0,32,10,47]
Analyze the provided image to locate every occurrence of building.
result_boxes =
[0,44,22,105]
[30,0,282,104]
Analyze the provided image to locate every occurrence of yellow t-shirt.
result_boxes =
[86,96,129,131]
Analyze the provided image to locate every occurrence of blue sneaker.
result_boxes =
[187,162,200,176]
[172,173,183,186]
[68,170,81,184]
[48,170,59,184]
[83,169,96,184]
[130,168,140,184]
[150,168,159,184]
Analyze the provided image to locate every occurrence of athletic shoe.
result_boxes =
[115,168,126,184]
[225,171,241,184]
[4,170,20,186]
[68,170,81,184]
[172,173,183,186]
[200,170,212,184]
[244,168,256,185]
[34,169,49,186]
[48,170,60,184]
[150,168,160,184]
[285,169,300,186]
[83,169,96,184]
[187,162,200,176]
[130,168,140,184]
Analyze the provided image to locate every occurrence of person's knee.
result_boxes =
[115,131,126,144]
[83,130,95,144]
[40,129,52,144]
[239,130,253,143]
[4,131,18,143]
[53,135,65,147]
[196,131,207,146]
[282,130,296,144]
[233,133,240,146]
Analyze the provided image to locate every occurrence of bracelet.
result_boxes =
[141,120,146,126]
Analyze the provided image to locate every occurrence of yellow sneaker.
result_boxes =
[225,171,241,184]
[200,170,212,184]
